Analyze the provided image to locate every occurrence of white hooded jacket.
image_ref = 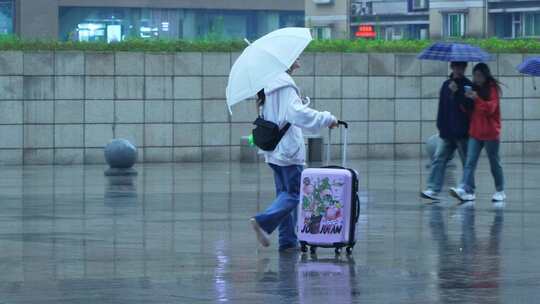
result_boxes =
[260,73,336,166]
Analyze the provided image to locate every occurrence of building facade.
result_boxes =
[429,0,540,39]
[307,0,540,40]
[3,0,540,41]
[489,0,540,39]
[306,0,430,40]
[305,0,350,39]
[428,0,487,39]
[351,0,429,40]
[12,0,303,41]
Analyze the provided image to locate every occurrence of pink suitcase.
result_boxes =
[298,121,360,255]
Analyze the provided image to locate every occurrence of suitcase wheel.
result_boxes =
[300,244,308,253]
[334,247,342,255]
[346,246,353,255]
[310,246,317,255]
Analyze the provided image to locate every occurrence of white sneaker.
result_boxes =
[449,187,466,200]
[421,189,440,200]
[492,191,506,202]
[461,192,476,201]
[450,187,475,201]
[250,218,270,247]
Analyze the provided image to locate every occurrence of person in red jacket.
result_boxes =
[450,63,506,202]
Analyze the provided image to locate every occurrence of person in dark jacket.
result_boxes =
[421,61,475,200]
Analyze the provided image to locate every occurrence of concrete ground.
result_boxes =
[1,157,540,303]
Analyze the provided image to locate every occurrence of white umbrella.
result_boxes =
[226,27,312,113]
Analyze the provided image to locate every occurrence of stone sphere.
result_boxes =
[104,139,137,169]
[425,134,441,160]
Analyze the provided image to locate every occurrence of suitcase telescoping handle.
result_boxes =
[325,120,348,167]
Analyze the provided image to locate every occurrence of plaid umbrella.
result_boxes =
[518,57,540,76]
[417,42,493,62]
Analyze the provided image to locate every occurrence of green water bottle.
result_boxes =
[248,134,255,147]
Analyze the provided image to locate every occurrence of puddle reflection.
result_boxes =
[430,204,504,302]
[255,252,357,303]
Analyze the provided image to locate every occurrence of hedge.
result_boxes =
[0,35,540,53]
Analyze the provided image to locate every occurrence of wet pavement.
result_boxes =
[1,157,540,303]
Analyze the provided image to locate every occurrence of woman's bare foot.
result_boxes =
[250,218,270,247]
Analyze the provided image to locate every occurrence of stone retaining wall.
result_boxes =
[0,51,537,164]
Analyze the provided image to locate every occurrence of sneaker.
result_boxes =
[421,189,440,200]
[449,187,475,201]
[250,218,270,247]
[492,191,506,202]
[461,193,476,201]
[449,187,466,200]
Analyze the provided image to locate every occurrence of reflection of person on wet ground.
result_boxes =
[255,254,356,303]
[254,254,299,302]
[429,205,503,303]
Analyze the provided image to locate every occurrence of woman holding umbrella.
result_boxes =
[450,63,506,202]
[250,62,337,252]
[226,28,338,251]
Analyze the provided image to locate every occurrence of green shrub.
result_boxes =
[307,38,540,53]
[0,35,539,53]
[0,35,246,52]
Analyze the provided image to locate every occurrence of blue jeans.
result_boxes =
[255,163,303,251]
[461,138,504,193]
[427,138,474,193]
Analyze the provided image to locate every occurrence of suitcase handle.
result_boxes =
[326,120,348,167]
[354,194,360,222]
[337,120,348,128]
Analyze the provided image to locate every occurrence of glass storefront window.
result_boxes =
[59,7,304,42]
[280,12,304,28]
[59,7,142,42]
[0,0,13,35]
[77,23,105,42]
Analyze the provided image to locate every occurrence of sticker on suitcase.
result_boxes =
[300,176,346,236]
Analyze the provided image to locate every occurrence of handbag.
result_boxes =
[252,116,291,151]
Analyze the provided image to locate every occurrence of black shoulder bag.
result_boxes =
[252,116,291,151]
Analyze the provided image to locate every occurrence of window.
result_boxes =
[59,7,304,41]
[366,2,373,15]
[407,24,429,40]
[419,28,428,40]
[384,26,404,40]
[0,0,13,35]
[411,0,428,10]
[524,13,540,37]
[494,14,512,38]
[313,26,331,40]
[495,13,523,38]
[446,13,465,38]
[513,13,522,38]
[312,0,333,4]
